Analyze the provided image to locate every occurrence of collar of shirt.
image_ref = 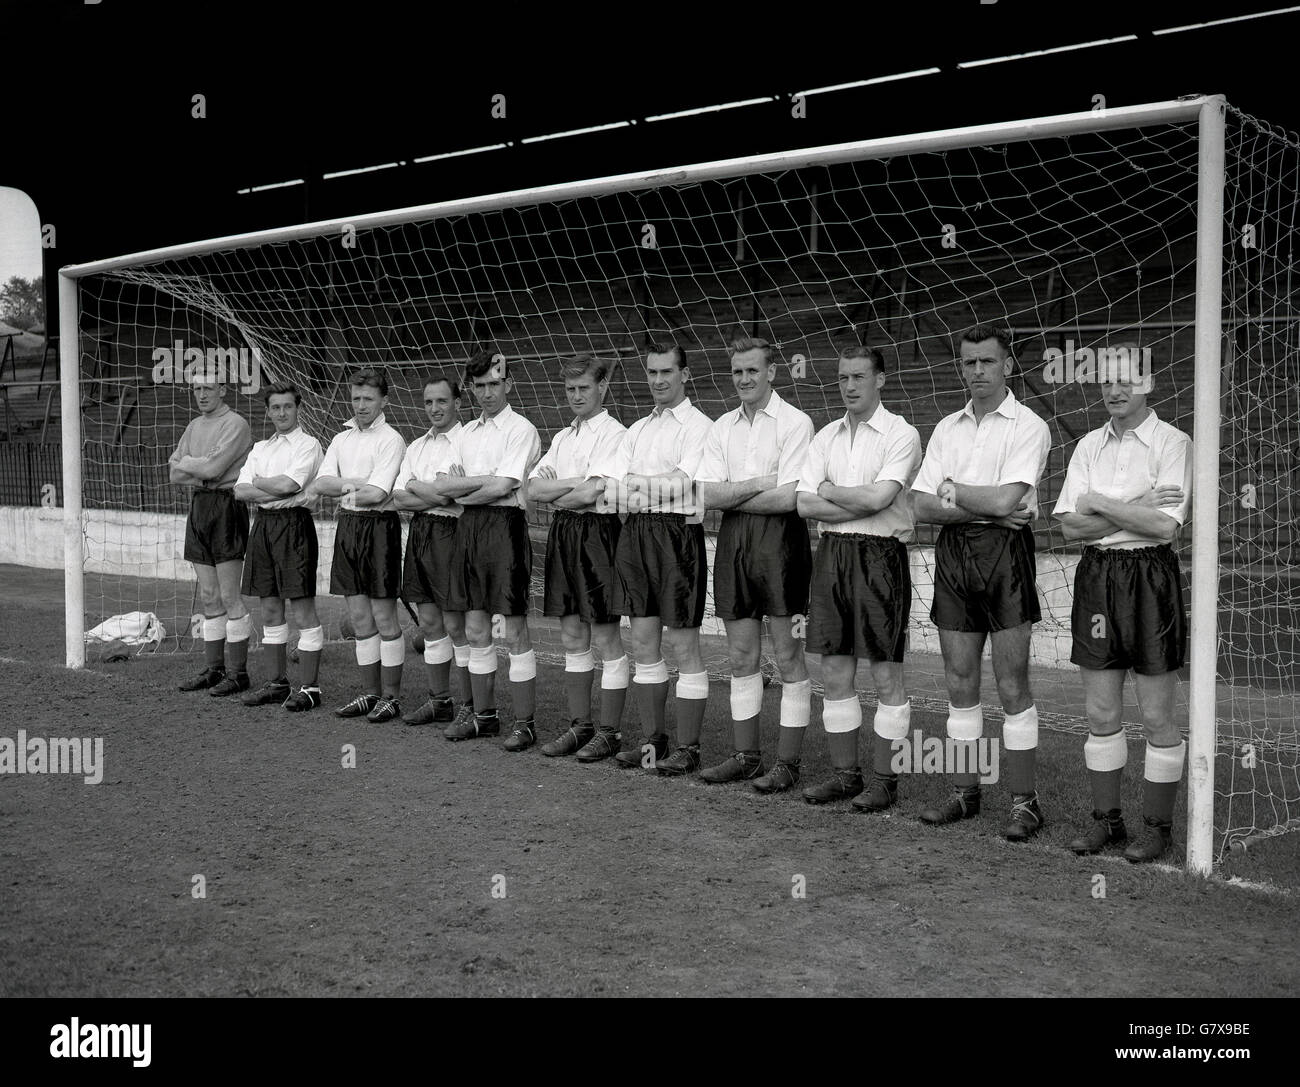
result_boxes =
[836,402,890,436]
[570,408,609,433]
[422,421,462,442]
[732,390,785,426]
[960,388,1017,422]
[651,398,693,422]
[267,425,305,445]
[1102,409,1160,446]
[344,412,389,432]
[471,403,517,431]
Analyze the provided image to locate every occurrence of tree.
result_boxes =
[0,275,44,331]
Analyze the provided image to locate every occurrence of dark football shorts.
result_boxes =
[402,512,459,610]
[184,488,249,566]
[806,533,910,662]
[931,523,1041,633]
[713,510,811,621]
[544,510,621,625]
[613,512,707,629]
[241,506,318,599]
[329,510,402,598]
[1071,544,1187,675]
[447,505,532,616]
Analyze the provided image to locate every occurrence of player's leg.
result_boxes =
[990,620,1045,840]
[241,595,291,705]
[653,520,710,777]
[701,618,764,783]
[803,654,865,804]
[208,559,253,695]
[656,624,707,776]
[541,614,596,757]
[1126,670,1183,862]
[577,620,627,762]
[918,628,987,825]
[853,659,910,813]
[442,610,473,726]
[501,614,539,751]
[179,562,228,690]
[1068,667,1129,853]
[746,616,814,793]
[402,602,453,725]
[613,515,671,769]
[446,607,502,740]
[765,533,845,794]
[281,596,325,711]
[614,616,669,768]
[365,596,405,722]
[335,592,383,717]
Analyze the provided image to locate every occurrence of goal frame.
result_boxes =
[56,95,1227,874]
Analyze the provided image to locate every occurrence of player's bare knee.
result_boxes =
[728,646,760,676]
[288,599,318,630]
[559,621,590,656]
[994,673,1031,714]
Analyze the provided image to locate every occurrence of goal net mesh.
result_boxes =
[68,105,1298,858]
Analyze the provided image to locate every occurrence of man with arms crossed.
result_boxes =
[695,337,814,785]
[912,325,1052,840]
[390,373,474,729]
[232,381,326,710]
[528,354,630,761]
[311,367,408,722]
[1054,346,1191,862]
[432,351,542,750]
[596,342,713,776]
[793,344,921,807]
[170,371,254,695]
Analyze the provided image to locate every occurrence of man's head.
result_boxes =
[838,343,886,420]
[958,324,1014,405]
[190,372,227,416]
[560,354,610,422]
[644,341,688,409]
[465,349,512,417]
[1097,341,1154,427]
[423,373,461,433]
[348,367,388,428]
[728,336,776,411]
[261,381,301,434]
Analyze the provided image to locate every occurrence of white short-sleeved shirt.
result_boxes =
[796,405,922,539]
[529,409,627,514]
[449,403,542,510]
[1054,410,1192,549]
[695,390,814,488]
[593,397,713,522]
[236,426,323,509]
[913,389,1051,519]
[317,413,407,512]
[393,421,464,519]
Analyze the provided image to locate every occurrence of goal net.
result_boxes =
[57,96,1298,867]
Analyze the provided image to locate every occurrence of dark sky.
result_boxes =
[8,1,1299,275]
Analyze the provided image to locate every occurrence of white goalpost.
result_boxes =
[54,95,1300,876]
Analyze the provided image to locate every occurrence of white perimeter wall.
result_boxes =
[0,505,1081,662]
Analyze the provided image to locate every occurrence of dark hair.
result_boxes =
[424,372,461,399]
[645,340,687,371]
[960,324,1014,358]
[839,342,887,374]
[348,367,389,396]
[561,353,610,383]
[727,336,774,365]
[261,381,301,406]
[465,349,508,383]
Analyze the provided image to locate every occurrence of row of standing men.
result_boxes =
[168,326,1192,862]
